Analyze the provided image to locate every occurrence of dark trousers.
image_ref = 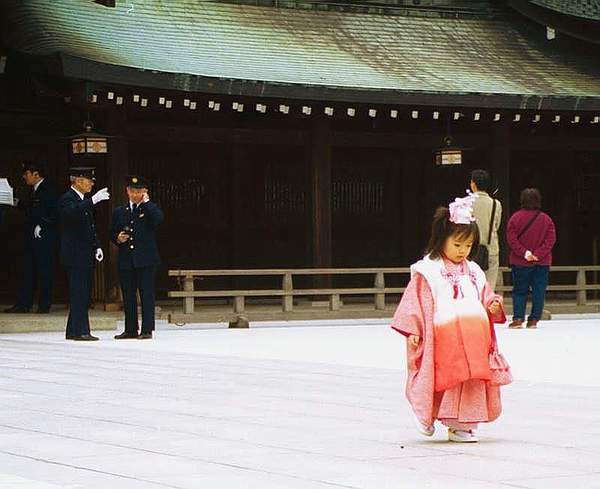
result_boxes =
[65,266,93,338]
[511,265,550,321]
[119,266,156,334]
[17,241,55,310]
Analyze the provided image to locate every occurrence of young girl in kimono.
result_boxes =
[391,193,507,443]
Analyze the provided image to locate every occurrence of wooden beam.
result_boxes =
[333,131,489,149]
[126,124,306,145]
[511,134,600,151]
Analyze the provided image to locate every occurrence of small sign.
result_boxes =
[435,148,462,166]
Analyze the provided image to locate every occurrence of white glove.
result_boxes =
[12,197,19,207]
[95,248,104,262]
[33,225,42,238]
[91,187,110,205]
[142,192,150,203]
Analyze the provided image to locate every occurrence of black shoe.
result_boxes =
[137,332,153,340]
[4,305,31,313]
[70,334,99,341]
[37,307,50,314]
[114,331,138,340]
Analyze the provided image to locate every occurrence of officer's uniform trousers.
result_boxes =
[120,263,157,335]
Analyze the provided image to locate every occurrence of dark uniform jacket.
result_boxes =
[22,179,59,246]
[59,188,99,268]
[111,201,163,270]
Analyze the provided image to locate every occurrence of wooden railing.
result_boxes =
[168,266,600,315]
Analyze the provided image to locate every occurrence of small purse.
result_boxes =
[489,350,512,386]
[489,323,513,386]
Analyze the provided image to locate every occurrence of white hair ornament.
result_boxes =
[448,191,478,225]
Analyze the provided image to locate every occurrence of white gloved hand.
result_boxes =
[95,248,104,262]
[33,225,42,238]
[91,187,110,205]
[142,191,150,203]
[12,197,19,207]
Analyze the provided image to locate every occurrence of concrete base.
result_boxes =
[0,309,119,334]
[2,299,599,333]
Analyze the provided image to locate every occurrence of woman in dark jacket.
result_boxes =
[506,188,556,329]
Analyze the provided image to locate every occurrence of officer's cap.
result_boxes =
[126,175,149,189]
[69,167,96,180]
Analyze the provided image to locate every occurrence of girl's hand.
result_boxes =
[408,335,420,348]
[488,300,501,315]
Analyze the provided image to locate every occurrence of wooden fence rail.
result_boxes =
[168,266,600,315]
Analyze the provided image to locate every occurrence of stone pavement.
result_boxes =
[0,318,599,489]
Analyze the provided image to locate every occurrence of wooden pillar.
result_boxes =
[104,108,129,309]
[310,119,332,287]
[491,122,510,289]
[232,145,246,268]
[401,152,422,263]
[491,122,510,212]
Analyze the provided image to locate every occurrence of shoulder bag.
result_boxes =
[474,198,497,271]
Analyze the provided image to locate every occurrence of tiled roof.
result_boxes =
[3,0,600,108]
[530,0,600,20]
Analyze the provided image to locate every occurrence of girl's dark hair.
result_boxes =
[424,207,480,260]
[520,188,542,210]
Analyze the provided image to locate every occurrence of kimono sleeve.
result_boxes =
[482,282,506,324]
[390,272,434,338]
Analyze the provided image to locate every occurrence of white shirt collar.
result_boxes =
[33,178,44,192]
[71,186,85,200]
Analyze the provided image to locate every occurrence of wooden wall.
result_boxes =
[3,82,600,302]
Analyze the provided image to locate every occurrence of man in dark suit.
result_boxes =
[5,162,59,314]
[59,167,110,341]
[111,176,163,340]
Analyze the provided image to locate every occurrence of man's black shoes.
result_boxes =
[114,332,138,340]
[4,305,30,313]
[67,334,99,341]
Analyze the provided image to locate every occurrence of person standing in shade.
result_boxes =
[506,188,556,329]
[111,176,163,340]
[5,162,59,314]
[470,169,502,291]
[59,167,110,341]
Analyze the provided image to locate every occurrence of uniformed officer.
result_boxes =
[111,176,163,340]
[59,167,110,341]
[5,162,59,314]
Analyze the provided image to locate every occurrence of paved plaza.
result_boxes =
[0,317,599,489]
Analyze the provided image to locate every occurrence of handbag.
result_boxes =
[474,198,497,271]
[488,322,513,386]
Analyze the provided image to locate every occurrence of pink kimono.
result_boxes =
[391,256,507,431]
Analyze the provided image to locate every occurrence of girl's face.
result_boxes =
[443,233,474,263]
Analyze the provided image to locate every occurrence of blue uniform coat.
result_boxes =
[110,201,163,269]
[59,188,99,268]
